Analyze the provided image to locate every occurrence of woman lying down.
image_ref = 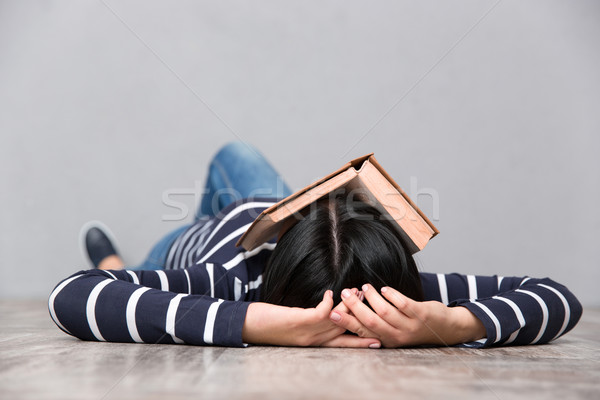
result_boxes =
[48,143,582,349]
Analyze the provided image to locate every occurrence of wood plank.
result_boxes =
[1,301,598,400]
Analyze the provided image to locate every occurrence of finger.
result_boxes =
[332,288,362,314]
[340,288,397,337]
[333,299,351,314]
[361,284,407,327]
[329,309,377,338]
[380,286,418,318]
[321,334,381,349]
[315,325,347,342]
[332,299,363,317]
[351,288,367,303]
[314,290,335,317]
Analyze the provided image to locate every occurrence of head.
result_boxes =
[262,196,424,308]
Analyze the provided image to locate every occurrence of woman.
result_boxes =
[49,142,582,349]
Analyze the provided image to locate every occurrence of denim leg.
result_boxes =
[198,142,292,218]
[129,225,190,270]
[132,142,292,270]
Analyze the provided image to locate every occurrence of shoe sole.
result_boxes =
[79,220,120,268]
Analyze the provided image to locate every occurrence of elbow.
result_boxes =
[48,283,71,336]
[568,291,584,332]
[47,272,87,339]
[539,277,584,336]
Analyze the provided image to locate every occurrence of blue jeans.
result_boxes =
[133,142,292,270]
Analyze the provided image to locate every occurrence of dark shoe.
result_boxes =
[80,221,120,268]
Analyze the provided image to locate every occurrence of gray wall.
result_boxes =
[1,1,599,306]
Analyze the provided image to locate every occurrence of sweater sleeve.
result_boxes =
[419,272,583,348]
[48,266,250,347]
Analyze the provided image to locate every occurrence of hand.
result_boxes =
[242,290,381,348]
[329,284,486,347]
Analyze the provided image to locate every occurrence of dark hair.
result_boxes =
[262,196,424,308]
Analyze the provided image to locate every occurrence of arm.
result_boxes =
[48,268,251,346]
[49,269,379,348]
[423,273,583,347]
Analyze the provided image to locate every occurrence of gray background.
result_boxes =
[1,1,598,306]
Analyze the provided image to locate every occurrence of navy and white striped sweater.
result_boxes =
[49,198,582,348]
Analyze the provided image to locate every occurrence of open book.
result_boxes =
[236,153,439,254]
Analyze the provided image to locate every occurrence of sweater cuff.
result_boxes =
[450,299,494,348]
[211,300,251,347]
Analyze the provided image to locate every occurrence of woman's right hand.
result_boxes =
[242,290,381,348]
[329,284,486,347]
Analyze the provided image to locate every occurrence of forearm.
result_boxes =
[421,273,583,347]
[49,271,249,347]
[455,277,583,347]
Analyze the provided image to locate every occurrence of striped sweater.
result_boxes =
[49,198,583,348]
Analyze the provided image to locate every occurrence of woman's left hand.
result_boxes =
[329,284,486,348]
[242,289,381,348]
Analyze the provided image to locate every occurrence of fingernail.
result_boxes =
[330,311,341,322]
[341,289,351,298]
[362,284,369,292]
[327,290,333,298]
[381,287,388,293]
[369,343,381,349]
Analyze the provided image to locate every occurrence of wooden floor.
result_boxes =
[0,301,598,400]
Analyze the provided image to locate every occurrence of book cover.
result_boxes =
[236,154,438,254]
